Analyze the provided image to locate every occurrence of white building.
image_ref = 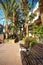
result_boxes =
[32,2,40,23]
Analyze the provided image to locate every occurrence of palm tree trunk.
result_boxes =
[13,12,15,25]
[25,19,29,48]
[13,12,15,26]
[5,22,8,39]
[12,12,15,34]
[25,19,29,38]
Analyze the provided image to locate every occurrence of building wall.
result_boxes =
[39,0,43,24]
[32,2,40,23]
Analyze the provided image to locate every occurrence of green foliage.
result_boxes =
[30,24,43,37]
[28,37,37,48]
[36,25,43,37]
[28,24,43,47]
[22,37,26,41]
[8,23,18,33]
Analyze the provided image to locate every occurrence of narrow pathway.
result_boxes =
[0,43,22,65]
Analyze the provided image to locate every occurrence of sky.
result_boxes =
[0,8,6,26]
[0,0,37,26]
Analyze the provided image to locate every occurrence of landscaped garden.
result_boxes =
[0,0,43,65]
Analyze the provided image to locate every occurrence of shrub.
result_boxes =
[28,37,37,48]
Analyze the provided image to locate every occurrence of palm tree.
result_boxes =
[0,0,17,39]
[0,0,9,39]
[19,0,31,38]
[10,2,18,34]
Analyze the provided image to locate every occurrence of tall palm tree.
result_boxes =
[0,0,17,39]
[19,0,31,38]
[0,0,9,39]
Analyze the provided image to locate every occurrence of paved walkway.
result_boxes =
[0,43,22,65]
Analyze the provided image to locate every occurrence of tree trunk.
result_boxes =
[5,23,8,39]
[20,27,22,39]
[25,19,29,38]
[24,19,29,48]
[12,12,15,34]
[13,12,15,26]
